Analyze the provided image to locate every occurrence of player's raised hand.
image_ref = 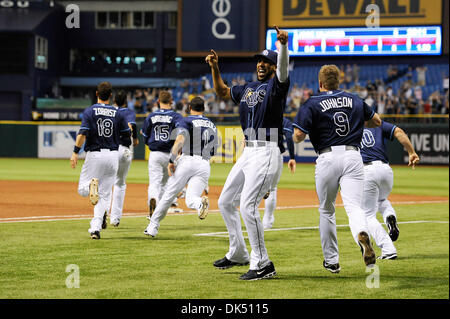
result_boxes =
[205,49,218,68]
[288,159,296,173]
[70,153,78,169]
[408,152,420,169]
[275,26,288,45]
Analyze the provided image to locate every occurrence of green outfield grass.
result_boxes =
[0,158,448,299]
[0,204,448,299]
[0,158,448,196]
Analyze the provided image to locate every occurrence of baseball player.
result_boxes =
[206,26,290,280]
[262,117,297,229]
[360,121,419,259]
[108,90,139,227]
[70,81,131,239]
[141,91,183,218]
[292,64,382,273]
[144,97,217,237]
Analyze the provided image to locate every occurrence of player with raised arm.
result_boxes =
[292,65,381,272]
[144,97,217,237]
[360,121,419,260]
[263,117,297,230]
[206,26,290,280]
[108,90,139,227]
[70,82,131,239]
[141,91,183,218]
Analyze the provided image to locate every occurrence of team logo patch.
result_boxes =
[242,86,266,108]
[263,50,269,56]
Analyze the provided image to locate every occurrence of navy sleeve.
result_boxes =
[283,120,295,159]
[363,101,375,121]
[230,85,247,105]
[78,108,91,136]
[141,114,152,140]
[119,112,131,137]
[273,75,290,97]
[176,118,190,137]
[381,121,397,141]
[293,103,312,134]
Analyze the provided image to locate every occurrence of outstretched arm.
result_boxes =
[275,26,289,83]
[70,134,86,169]
[167,134,186,176]
[205,49,231,100]
[393,127,420,169]
[293,127,307,143]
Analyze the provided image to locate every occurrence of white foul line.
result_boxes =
[0,200,447,224]
[193,220,450,238]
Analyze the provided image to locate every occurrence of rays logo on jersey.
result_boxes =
[360,129,376,148]
[242,86,266,108]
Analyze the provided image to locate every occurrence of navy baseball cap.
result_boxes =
[254,49,278,65]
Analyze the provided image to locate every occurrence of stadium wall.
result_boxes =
[0,122,448,165]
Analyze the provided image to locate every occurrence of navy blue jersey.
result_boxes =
[177,115,218,161]
[231,75,290,144]
[293,90,374,153]
[360,121,397,163]
[79,103,131,151]
[118,107,136,147]
[282,117,296,160]
[141,109,183,153]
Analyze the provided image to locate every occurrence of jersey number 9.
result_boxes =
[333,112,350,137]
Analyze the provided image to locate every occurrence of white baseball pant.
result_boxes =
[362,161,397,256]
[218,142,280,270]
[315,146,370,265]
[77,149,119,233]
[263,154,283,229]
[147,151,177,207]
[110,145,133,224]
[149,155,210,226]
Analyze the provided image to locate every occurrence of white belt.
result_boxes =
[364,160,386,166]
[245,140,278,147]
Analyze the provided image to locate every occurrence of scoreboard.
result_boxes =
[266,26,442,56]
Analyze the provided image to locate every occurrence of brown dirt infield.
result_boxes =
[0,181,447,222]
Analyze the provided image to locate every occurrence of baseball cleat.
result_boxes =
[377,253,398,260]
[89,178,99,206]
[90,231,100,239]
[263,191,270,200]
[198,196,209,220]
[144,222,159,237]
[239,262,276,281]
[102,212,107,229]
[168,203,183,213]
[323,260,341,273]
[213,257,249,269]
[386,215,400,242]
[358,231,376,266]
[111,221,120,227]
[148,198,156,219]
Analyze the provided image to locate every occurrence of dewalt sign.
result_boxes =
[268,0,442,27]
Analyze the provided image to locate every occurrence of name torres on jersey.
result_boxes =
[319,96,353,112]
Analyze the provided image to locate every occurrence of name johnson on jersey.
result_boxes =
[320,96,353,112]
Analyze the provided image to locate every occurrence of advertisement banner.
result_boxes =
[406,126,449,165]
[177,0,266,56]
[268,0,442,28]
[38,125,86,159]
